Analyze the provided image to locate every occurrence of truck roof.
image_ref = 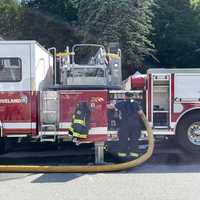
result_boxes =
[0,40,38,44]
[0,40,50,55]
[148,68,200,74]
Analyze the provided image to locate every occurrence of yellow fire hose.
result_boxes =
[0,113,154,173]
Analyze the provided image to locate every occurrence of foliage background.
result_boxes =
[1,0,200,78]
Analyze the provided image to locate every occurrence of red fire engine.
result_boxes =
[126,69,200,153]
[0,41,199,165]
[0,41,125,164]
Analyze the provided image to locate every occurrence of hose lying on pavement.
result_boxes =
[0,113,154,173]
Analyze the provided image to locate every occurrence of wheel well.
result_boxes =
[175,109,200,133]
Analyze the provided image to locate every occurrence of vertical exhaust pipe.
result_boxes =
[48,47,57,85]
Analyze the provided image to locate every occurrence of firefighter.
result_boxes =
[108,92,143,158]
[69,102,91,139]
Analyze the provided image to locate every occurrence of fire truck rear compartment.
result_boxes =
[152,76,170,128]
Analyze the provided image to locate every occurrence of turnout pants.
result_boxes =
[118,121,141,153]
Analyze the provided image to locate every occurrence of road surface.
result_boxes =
[0,150,200,200]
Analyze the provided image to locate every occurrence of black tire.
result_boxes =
[176,113,200,153]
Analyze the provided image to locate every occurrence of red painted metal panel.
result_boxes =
[0,91,37,136]
[59,90,108,129]
[79,135,108,143]
[172,102,200,122]
[0,92,30,122]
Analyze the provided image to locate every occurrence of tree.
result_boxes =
[17,8,82,51]
[152,0,200,68]
[22,0,80,22]
[0,0,82,50]
[191,0,200,6]
[0,0,20,39]
[78,0,155,77]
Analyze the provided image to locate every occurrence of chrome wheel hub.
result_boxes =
[187,122,200,145]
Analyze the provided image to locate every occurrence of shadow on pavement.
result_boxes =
[31,173,83,183]
[122,153,200,174]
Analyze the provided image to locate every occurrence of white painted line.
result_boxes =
[3,122,36,129]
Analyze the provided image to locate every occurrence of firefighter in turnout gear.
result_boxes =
[108,92,143,158]
[69,102,91,139]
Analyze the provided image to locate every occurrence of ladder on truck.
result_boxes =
[40,91,59,142]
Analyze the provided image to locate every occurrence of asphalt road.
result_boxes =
[0,149,200,200]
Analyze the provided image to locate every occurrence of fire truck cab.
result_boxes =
[0,41,54,137]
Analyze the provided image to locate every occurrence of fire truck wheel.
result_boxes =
[176,113,200,153]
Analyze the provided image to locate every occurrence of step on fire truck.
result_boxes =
[0,41,199,165]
